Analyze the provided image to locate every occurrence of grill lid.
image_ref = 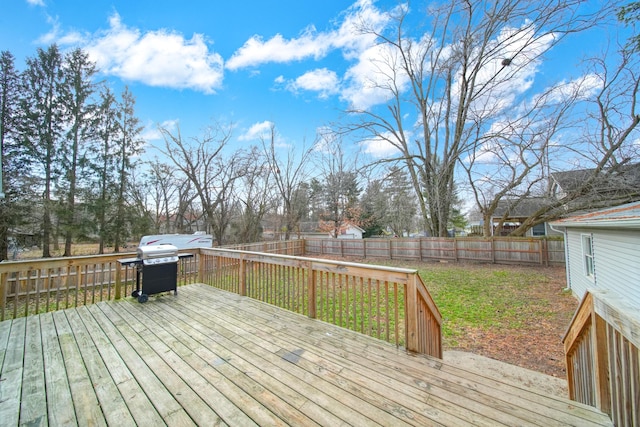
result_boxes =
[137,244,179,260]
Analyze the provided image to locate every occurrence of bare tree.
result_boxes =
[462,80,583,236]
[260,123,315,239]
[315,133,361,238]
[144,159,183,233]
[160,122,245,245]
[509,45,640,235]
[347,0,614,236]
[231,146,276,244]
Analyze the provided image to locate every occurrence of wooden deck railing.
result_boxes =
[198,248,443,358]
[0,252,198,321]
[0,244,442,358]
[563,290,640,426]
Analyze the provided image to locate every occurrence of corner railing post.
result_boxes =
[592,312,611,415]
[405,273,419,352]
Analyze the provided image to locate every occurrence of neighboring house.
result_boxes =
[490,197,557,237]
[550,201,640,306]
[335,223,365,239]
[549,163,640,210]
[485,163,640,237]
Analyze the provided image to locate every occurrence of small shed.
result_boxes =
[551,201,640,305]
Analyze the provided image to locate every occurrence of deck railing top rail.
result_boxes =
[0,251,137,272]
[199,247,443,358]
[201,247,422,280]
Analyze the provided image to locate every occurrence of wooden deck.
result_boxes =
[0,284,612,426]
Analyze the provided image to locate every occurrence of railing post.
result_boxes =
[0,272,6,321]
[239,255,246,296]
[197,249,205,284]
[307,264,317,319]
[115,262,122,300]
[405,273,419,353]
[592,313,611,415]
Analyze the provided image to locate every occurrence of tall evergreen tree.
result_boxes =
[0,51,21,260]
[91,86,119,253]
[20,45,65,257]
[384,166,416,237]
[60,48,98,256]
[113,86,143,252]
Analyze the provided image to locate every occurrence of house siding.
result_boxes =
[567,227,640,306]
[566,230,594,299]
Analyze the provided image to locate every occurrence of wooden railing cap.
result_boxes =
[201,247,419,274]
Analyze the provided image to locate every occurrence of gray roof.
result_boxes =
[551,201,640,230]
[550,163,640,196]
[493,197,551,218]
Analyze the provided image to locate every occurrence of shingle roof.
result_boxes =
[550,163,640,196]
[492,197,552,218]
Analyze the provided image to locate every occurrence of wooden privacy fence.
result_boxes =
[198,248,443,358]
[304,237,565,265]
[563,290,640,427]
[0,252,199,321]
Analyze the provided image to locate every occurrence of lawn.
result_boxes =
[364,260,577,378]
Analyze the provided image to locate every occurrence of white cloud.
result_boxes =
[26,0,45,6]
[226,27,333,70]
[57,13,224,94]
[238,120,274,141]
[341,42,407,109]
[226,0,399,108]
[546,73,601,103]
[286,68,340,99]
[358,129,408,159]
[226,0,390,70]
[142,119,179,142]
[359,133,401,158]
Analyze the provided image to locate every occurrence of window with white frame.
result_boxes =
[581,234,594,277]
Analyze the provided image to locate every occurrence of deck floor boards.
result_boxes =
[0,283,613,426]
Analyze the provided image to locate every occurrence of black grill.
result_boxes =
[118,244,184,303]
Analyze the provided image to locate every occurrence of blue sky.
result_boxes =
[1,0,624,164]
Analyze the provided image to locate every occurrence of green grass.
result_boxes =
[416,264,556,346]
